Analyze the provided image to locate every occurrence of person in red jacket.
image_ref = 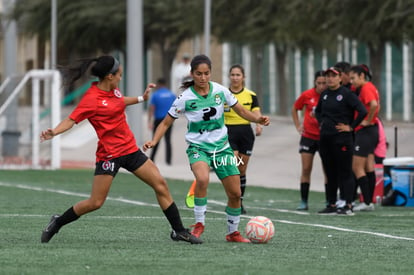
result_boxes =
[39,55,201,244]
[291,71,327,210]
[350,64,380,211]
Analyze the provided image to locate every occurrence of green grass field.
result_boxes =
[1,169,414,275]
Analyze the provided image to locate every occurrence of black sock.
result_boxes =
[300,182,310,202]
[240,175,246,198]
[56,206,80,228]
[367,171,376,203]
[357,176,371,205]
[163,202,185,232]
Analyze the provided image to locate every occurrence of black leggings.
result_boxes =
[150,118,173,164]
[319,133,355,205]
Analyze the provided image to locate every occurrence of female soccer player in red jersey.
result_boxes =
[40,55,202,244]
[291,71,327,210]
[350,64,380,211]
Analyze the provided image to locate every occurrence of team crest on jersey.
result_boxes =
[214,94,222,105]
[113,89,122,98]
[336,95,343,101]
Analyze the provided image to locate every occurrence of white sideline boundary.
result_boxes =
[1,181,414,241]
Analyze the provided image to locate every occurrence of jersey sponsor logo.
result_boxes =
[355,145,360,151]
[114,89,122,98]
[102,100,108,106]
[336,95,343,101]
[202,107,217,121]
[323,94,328,100]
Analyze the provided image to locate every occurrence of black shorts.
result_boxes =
[94,150,148,177]
[227,124,255,156]
[354,124,379,157]
[299,136,319,154]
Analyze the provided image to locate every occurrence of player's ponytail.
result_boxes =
[360,64,372,81]
[58,56,119,88]
[350,64,372,81]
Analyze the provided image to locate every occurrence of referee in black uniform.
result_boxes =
[315,67,367,215]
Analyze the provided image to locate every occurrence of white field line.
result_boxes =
[209,199,310,215]
[1,181,414,241]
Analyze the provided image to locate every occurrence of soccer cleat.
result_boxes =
[170,229,203,244]
[353,203,375,212]
[317,206,337,215]
[337,206,355,216]
[296,201,309,211]
[226,231,251,243]
[185,180,196,208]
[190,222,205,238]
[41,214,61,243]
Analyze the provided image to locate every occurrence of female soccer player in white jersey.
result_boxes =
[144,55,270,243]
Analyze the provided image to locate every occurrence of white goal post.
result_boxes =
[0,69,61,169]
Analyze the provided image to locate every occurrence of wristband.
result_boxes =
[137,96,144,103]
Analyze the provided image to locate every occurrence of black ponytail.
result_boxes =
[59,56,119,88]
[350,64,372,81]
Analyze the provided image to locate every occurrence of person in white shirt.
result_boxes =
[171,53,191,94]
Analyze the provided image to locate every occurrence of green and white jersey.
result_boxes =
[168,81,238,153]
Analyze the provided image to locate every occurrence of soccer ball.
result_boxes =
[245,216,274,244]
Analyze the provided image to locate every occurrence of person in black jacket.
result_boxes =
[315,67,367,215]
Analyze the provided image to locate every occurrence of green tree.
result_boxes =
[212,0,335,115]
[332,0,414,88]
[143,0,203,85]
[11,0,203,85]
[12,0,126,55]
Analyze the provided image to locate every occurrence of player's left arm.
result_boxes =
[232,102,270,126]
[124,83,156,106]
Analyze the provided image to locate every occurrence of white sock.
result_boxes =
[226,214,240,234]
[194,205,206,224]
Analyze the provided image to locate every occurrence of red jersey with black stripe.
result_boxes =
[293,88,320,140]
[69,82,138,162]
[355,81,380,131]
